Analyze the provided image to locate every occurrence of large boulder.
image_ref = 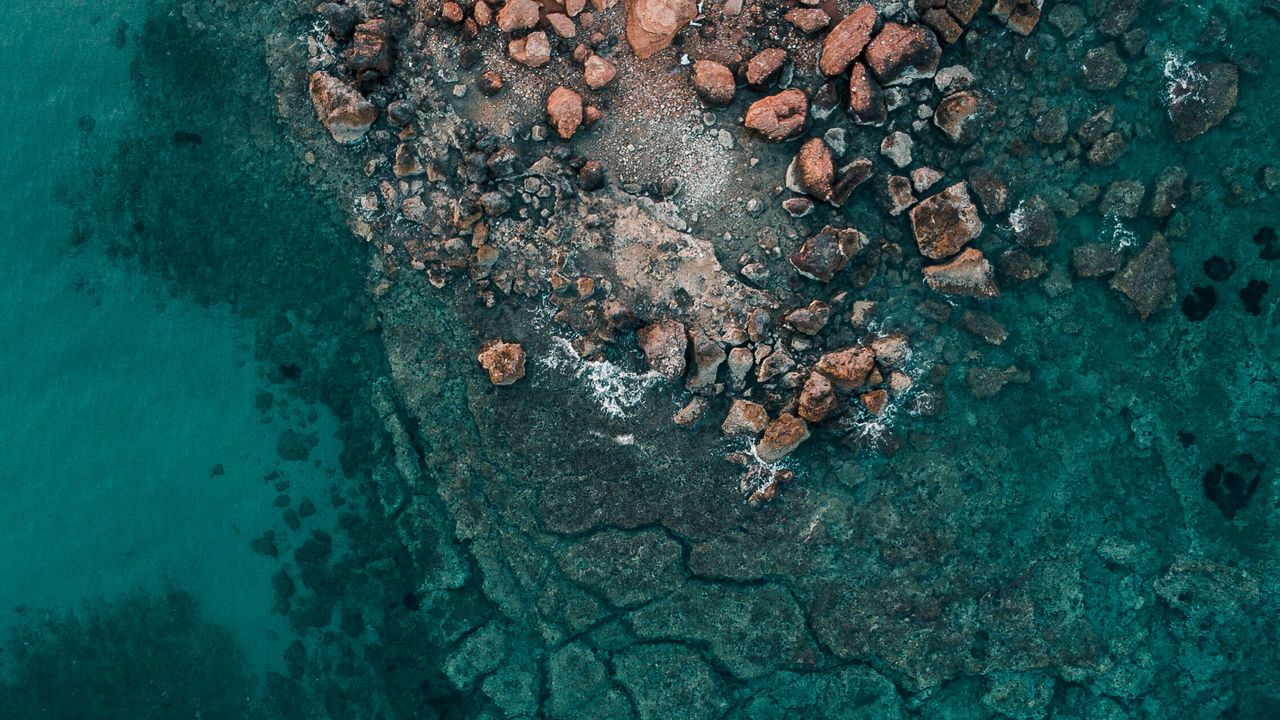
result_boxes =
[308,71,378,144]
[756,414,810,463]
[864,23,941,86]
[1167,62,1238,142]
[909,182,984,259]
[814,346,875,390]
[625,0,697,59]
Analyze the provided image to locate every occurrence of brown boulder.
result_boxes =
[546,86,584,139]
[815,346,875,390]
[1110,233,1175,321]
[793,138,835,201]
[584,55,617,89]
[756,414,810,463]
[691,60,736,106]
[722,399,768,436]
[744,89,808,141]
[477,340,527,385]
[746,48,788,88]
[783,301,831,335]
[909,182,984,259]
[819,4,877,77]
[864,22,941,86]
[1167,62,1238,142]
[636,319,688,379]
[848,62,886,125]
[991,0,1042,35]
[798,372,839,423]
[789,226,869,282]
[308,72,378,144]
[625,0,697,59]
[923,247,1000,298]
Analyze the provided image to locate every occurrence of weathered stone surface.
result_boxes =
[789,226,869,282]
[756,413,809,463]
[744,89,808,140]
[558,528,684,607]
[672,396,707,427]
[909,182,984,259]
[819,4,877,77]
[1147,165,1188,220]
[870,333,911,368]
[722,399,768,436]
[1072,243,1124,278]
[546,86,584,139]
[614,644,727,720]
[477,339,526,385]
[991,0,1042,35]
[798,371,838,422]
[686,328,726,390]
[933,90,994,144]
[584,55,617,89]
[923,247,1000,298]
[1081,44,1127,91]
[625,0,697,59]
[347,19,391,76]
[880,131,913,169]
[967,365,1030,398]
[739,667,905,719]
[783,300,830,335]
[1009,195,1057,247]
[967,168,1008,215]
[848,62,886,125]
[547,644,636,720]
[793,138,835,201]
[785,7,830,34]
[629,582,818,679]
[1167,62,1238,142]
[746,48,788,88]
[815,346,875,389]
[865,23,941,86]
[636,319,688,379]
[691,60,736,106]
[496,0,540,32]
[509,31,551,67]
[308,72,378,144]
[1110,233,1175,321]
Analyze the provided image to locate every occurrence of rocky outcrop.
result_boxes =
[756,414,809,463]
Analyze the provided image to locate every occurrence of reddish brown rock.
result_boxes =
[783,301,831,335]
[509,31,552,67]
[744,89,808,141]
[722,399,769,436]
[496,0,540,32]
[991,0,1042,35]
[547,12,577,37]
[848,62,886,125]
[477,340,526,385]
[308,72,378,144]
[691,60,736,106]
[746,48,788,88]
[584,55,617,89]
[923,247,1000,298]
[756,414,810,463]
[789,226,869,282]
[441,2,465,23]
[870,333,911,368]
[672,397,707,427]
[478,70,504,95]
[860,388,889,415]
[815,346,875,390]
[1110,233,1175,321]
[798,372,839,423]
[1167,62,1238,142]
[933,90,994,145]
[785,8,831,34]
[546,86,584,139]
[793,138,835,201]
[909,182,984,259]
[636,319,688,379]
[819,4,877,77]
[832,157,875,205]
[686,329,726,390]
[625,0,697,59]
[865,22,941,86]
[348,19,391,76]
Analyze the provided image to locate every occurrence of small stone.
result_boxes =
[967,168,1008,215]
[347,19,391,76]
[923,247,1000,298]
[820,3,877,77]
[584,55,617,89]
[1033,107,1068,144]
[746,48,788,88]
[991,0,1042,35]
[789,226,869,282]
[967,365,1030,399]
[833,157,876,205]
[744,89,808,141]
[1081,44,1128,91]
[783,301,831,335]
[308,72,378,144]
[1087,131,1128,167]
[1147,166,1187,221]
[756,414,810,463]
[478,70,504,95]
[959,310,1007,345]
[686,329,726,390]
[477,340,526,385]
[722,399,769,436]
[869,333,911,368]
[911,167,943,193]
[636,319,689,379]
[547,12,577,37]
[1110,233,1175,321]
[860,389,889,415]
[672,397,708,427]
[727,347,753,388]
[546,86,584,139]
[496,0,540,32]
[509,31,552,67]
[1100,180,1145,220]
[885,175,915,216]
[785,8,830,34]
[910,181,983,259]
[880,131,914,168]
[798,372,839,422]
[692,60,736,106]
[865,22,942,86]
[848,62,887,125]
[579,160,606,190]
[933,90,994,145]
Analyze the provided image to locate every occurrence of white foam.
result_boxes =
[540,336,662,419]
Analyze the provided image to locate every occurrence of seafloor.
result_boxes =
[1,0,1278,719]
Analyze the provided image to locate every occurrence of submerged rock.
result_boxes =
[1167,62,1238,142]
[1110,233,1175,321]
[933,90,994,145]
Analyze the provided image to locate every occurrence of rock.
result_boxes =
[998,248,1047,281]
[546,87,584,139]
[477,340,527,385]
[547,12,577,37]
[746,48,787,88]
[920,6,963,44]
[869,333,911,368]
[496,0,540,32]
[923,248,1000,298]
[789,226,869,282]
[967,168,1008,215]
[911,166,943,193]
[673,397,708,427]
[744,89,808,141]
[756,414,810,463]
[798,372,838,422]
[819,4,877,77]
[393,144,424,177]
[783,301,830,335]
[959,310,1007,345]
[478,70,504,95]
[1147,166,1188,220]
[848,62,887,125]
[755,348,794,382]
[1098,0,1139,36]
[1077,105,1116,145]
[865,23,941,86]
[910,182,984,259]
[722,399,769,436]
[726,347,753,389]
[637,319,688,379]
[308,72,378,144]
[934,63,975,93]
[933,90,994,145]
[1167,62,1238,142]
[509,31,552,67]
[625,0,697,59]
[1071,243,1123,278]
[1033,107,1068,144]
[793,138,835,201]
[860,388,888,415]
[815,346,875,389]
[584,55,617,89]
[686,329,726,390]
[1047,3,1085,37]
[347,19,391,76]
[967,365,1030,399]
[1086,131,1128,167]
[880,131,913,169]
[1081,45,1127,91]
[833,157,876,205]
[1110,233,1175,321]
[1100,180,1145,219]
[578,160,606,190]
[885,175,915,216]
[785,8,831,34]
[1009,195,1057,247]
[691,60,736,106]
[991,0,1042,35]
